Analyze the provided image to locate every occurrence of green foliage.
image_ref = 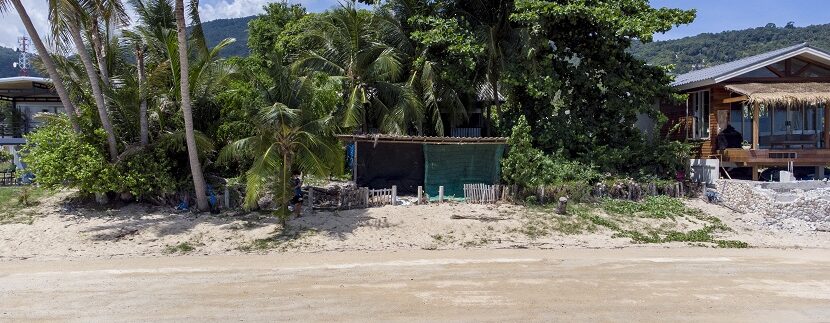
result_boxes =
[502,116,599,188]
[220,54,342,220]
[247,2,307,58]
[21,116,174,197]
[631,23,830,74]
[601,196,693,219]
[22,116,120,194]
[499,0,695,175]
[0,149,13,172]
[0,186,49,224]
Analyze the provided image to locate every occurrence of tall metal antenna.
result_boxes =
[16,36,31,76]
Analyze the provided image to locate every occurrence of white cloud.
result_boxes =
[0,0,341,49]
[0,0,52,49]
[198,0,340,22]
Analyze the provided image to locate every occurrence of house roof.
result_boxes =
[0,76,58,101]
[671,43,830,91]
[336,134,508,145]
[724,82,830,106]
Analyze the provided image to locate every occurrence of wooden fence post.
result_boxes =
[438,186,444,203]
[308,188,315,213]
[391,185,397,206]
[224,185,230,209]
[417,186,423,205]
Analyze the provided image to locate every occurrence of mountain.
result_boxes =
[630,23,830,74]
[0,16,253,79]
[5,19,829,78]
[201,15,255,57]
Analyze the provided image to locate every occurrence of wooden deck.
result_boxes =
[721,148,830,166]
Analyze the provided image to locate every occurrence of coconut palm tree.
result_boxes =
[174,0,209,211]
[221,55,341,223]
[48,0,120,160]
[293,3,423,134]
[3,0,82,133]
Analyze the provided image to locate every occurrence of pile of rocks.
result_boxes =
[713,179,830,230]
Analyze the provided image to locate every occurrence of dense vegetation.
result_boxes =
[3,0,703,219]
[631,23,830,74]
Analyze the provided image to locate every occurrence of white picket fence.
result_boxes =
[367,186,397,207]
[463,183,505,204]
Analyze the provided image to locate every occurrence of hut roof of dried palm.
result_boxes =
[725,82,830,106]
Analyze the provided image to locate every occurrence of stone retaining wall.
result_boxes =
[713,179,830,227]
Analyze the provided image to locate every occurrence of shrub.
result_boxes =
[502,116,600,188]
[21,116,175,199]
[21,116,119,193]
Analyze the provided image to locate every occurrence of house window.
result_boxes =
[688,90,710,139]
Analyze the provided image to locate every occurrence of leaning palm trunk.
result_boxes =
[89,21,111,88]
[175,0,209,211]
[68,23,119,160]
[136,45,148,146]
[9,0,82,133]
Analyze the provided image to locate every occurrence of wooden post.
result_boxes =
[824,101,830,149]
[352,141,358,181]
[417,186,423,205]
[751,165,759,181]
[438,186,444,203]
[391,185,397,206]
[223,185,230,209]
[752,102,760,150]
[308,188,315,213]
[556,197,568,215]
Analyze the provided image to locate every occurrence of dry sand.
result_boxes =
[1,190,828,261]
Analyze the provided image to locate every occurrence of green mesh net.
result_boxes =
[423,144,505,198]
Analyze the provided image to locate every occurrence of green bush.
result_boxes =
[21,116,174,198]
[502,116,599,188]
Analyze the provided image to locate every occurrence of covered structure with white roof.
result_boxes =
[0,76,63,145]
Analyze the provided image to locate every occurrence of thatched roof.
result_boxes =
[725,82,830,106]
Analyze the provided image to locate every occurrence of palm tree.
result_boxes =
[175,0,209,211]
[48,0,120,160]
[293,3,422,134]
[222,56,341,223]
[458,0,518,135]
[3,0,82,133]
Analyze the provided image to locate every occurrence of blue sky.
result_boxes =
[650,0,830,41]
[2,0,829,48]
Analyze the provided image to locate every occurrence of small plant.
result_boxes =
[164,242,195,254]
[17,186,33,207]
[741,141,752,150]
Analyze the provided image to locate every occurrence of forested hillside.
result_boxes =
[6,18,828,78]
[0,46,25,77]
[201,16,255,57]
[630,23,830,74]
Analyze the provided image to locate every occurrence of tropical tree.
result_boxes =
[221,54,341,222]
[293,3,423,134]
[48,0,120,160]
[174,0,209,211]
[3,0,82,133]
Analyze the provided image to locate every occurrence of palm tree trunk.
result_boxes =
[137,46,149,146]
[10,0,82,133]
[69,23,119,161]
[175,0,209,211]
[89,20,111,88]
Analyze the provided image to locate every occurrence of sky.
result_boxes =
[1,0,829,49]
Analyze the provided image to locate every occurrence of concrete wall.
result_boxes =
[714,179,830,227]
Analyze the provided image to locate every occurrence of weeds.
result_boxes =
[519,197,750,248]
[164,242,195,254]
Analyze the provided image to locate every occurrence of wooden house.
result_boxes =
[664,43,830,180]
